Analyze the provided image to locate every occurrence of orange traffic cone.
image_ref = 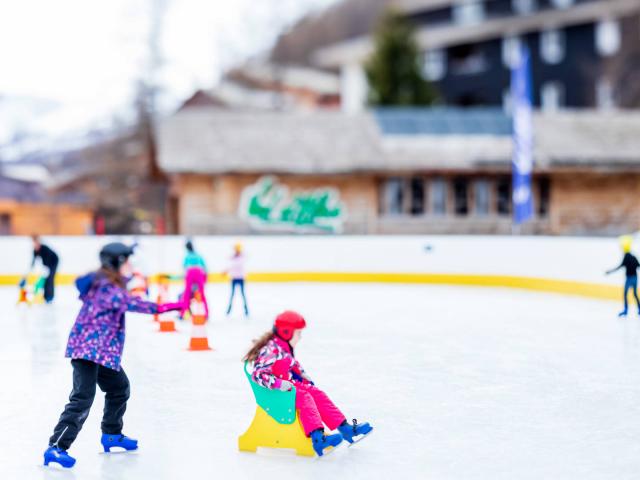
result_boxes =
[159,315,177,332]
[129,271,148,299]
[156,275,177,332]
[153,292,166,323]
[188,292,212,351]
[154,275,171,323]
[17,286,30,306]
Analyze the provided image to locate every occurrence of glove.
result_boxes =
[273,358,293,378]
[157,302,183,313]
[278,380,294,392]
[301,372,315,386]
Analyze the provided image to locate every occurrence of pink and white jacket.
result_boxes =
[252,336,313,390]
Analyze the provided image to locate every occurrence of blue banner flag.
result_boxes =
[511,44,534,225]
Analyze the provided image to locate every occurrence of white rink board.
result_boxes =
[0,235,629,286]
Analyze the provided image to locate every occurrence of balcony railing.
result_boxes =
[373,108,512,136]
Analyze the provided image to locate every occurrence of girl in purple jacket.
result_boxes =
[44,242,182,469]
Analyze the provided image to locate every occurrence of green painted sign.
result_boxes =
[239,176,345,233]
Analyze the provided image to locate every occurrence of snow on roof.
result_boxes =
[157,109,640,175]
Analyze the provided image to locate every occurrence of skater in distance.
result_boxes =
[606,236,640,317]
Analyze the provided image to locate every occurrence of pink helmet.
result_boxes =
[273,311,306,341]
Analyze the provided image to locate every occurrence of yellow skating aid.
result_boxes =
[238,406,314,456]
[238,362,314,457]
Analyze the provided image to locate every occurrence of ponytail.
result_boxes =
[97,267,127,289]
[243,330,275,363]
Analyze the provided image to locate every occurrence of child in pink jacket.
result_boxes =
[244,311,373,456]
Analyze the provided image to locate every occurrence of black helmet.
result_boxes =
[99,242,134,271]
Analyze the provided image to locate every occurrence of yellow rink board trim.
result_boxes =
[0,272,621,301]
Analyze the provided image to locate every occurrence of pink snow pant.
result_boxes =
[181,267,208,318]
[294,382,346,436]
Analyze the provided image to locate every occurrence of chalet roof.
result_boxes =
[157,109,640,175]
[157,110,385,174]
[0,175,46,202]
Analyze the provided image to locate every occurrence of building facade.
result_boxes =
[312,0,640,112]
[0,175,92,235]
[157,106,640,236]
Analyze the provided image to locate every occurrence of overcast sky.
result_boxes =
[0,0,337,143]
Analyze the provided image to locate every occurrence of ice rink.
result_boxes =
[2,282,640,479]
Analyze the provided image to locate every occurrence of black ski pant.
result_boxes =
[49,359,130,451]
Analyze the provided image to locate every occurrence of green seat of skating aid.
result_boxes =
[244,361,296,424]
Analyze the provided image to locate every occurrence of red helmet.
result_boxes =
[274,311,306,341]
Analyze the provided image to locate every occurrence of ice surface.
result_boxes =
[1,283,639,479]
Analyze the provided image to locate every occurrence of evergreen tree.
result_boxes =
[365,9,438,106]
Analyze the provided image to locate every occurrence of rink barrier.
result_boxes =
[0,272,621,301]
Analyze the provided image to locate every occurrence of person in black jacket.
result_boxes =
[31,235,59,303]
[606,238,640,317]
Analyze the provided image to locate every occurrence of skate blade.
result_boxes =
[40,461,75,470]
[315,440,345,459]
[348,430,373,447]
[99,447,139,455]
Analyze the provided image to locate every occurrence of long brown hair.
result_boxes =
[243,330,275,363]
[97,267,127,288]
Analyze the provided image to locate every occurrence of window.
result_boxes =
[502,35,522,69]
[474,180,490,216]
[538,178,550,217]
[596,79,615,110]
[541,81,565,111]
[450,44,488,75]
[453,0,485,25]
[513,0,537,15]
[551,0,573,9]
[382,178,404,215]
[410,178,426,215]
[423,49,446,81]
[0,214,11,235]
[497,178,511,215]
[502,88,513,113]
[431,178,447,216]
[596,19,621,56]
[453,178,469,216]
[540,29,565,64]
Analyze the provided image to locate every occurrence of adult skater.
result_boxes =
[224,242,249,317]
[244,311,373,456]
[26,235,59,303]
[181,239,208,319]
[606,236,640,317]
[43,242,182,468]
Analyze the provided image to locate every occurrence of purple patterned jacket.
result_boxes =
[65,272,160,371]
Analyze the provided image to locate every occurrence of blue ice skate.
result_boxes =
[101,433,138,452]
[43,446,76,468]
[338,419,373,445]
[310,429,343,457]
